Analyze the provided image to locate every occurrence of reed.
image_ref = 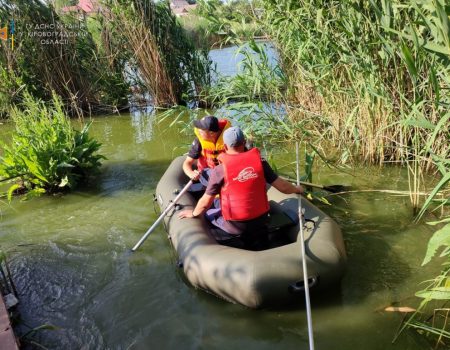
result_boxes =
[261,0,449,166]
[0,0,129,116]
[194,0,265,47]
[202,40,286,107]
[110,0,212,107]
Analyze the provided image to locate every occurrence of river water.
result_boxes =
[0,46,443,349]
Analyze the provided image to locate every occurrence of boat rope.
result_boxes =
[296,142,315,350]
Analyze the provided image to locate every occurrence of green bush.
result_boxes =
[0,92,105,198]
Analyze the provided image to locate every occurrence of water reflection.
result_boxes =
[130,107,156,144]
[209,41,279,80]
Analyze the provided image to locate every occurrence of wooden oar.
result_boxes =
[280,174,350,193]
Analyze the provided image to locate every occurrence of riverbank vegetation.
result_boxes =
[109,0,211,107]
[0,0,211,117]
[0,0,129,118]
[0,0,211,196]
[181,0,265,48]
[0,92,105,198]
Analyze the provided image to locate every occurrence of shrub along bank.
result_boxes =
[0,92,105,198]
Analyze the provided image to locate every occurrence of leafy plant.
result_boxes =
[0,92,105,198]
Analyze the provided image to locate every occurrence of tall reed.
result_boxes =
[0,0,129,116]
[261,0,449,166]
[110,0,212,107]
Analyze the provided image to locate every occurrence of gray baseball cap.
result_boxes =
[223,126,245,147]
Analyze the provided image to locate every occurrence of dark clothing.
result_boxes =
[186,138,207,193]
[187,138,202,159]
[204,159,278,243]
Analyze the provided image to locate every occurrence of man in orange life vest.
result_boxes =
[179,126,304,249]
[182,115,231,190]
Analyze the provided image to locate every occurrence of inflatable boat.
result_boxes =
[155,156,347,308]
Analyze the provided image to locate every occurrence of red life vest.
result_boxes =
[194,119,231,171]
[219,148,270,221]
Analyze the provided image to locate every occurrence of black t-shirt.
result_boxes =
[187,138,202,159]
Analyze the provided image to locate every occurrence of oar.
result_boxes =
[280,174,350,193]
[132,179,193,252]
[296,142,315,350]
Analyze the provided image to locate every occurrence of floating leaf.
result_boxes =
[384,306,416,313]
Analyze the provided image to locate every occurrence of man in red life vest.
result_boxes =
[179,126,304,250]
[182,116,231,190]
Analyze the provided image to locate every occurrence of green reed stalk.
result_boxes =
[261,0,448,166]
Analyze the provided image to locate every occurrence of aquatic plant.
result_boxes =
[109,0,212,107]
[0,92,105,197]
[0,67,23,119]
[260,0,449,163]
[207,0,449,209]
[202,40,286,107]
[0,0,129,116]
[193,0,265,47]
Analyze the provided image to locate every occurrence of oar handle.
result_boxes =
[132,179,193,252]
[279,173,325,190]
[299,180,324,189]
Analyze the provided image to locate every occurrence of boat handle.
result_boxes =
[288,276,319,294]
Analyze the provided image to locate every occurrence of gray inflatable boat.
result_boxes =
[156,156,347,308]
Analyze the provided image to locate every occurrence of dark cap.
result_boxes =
[193,116,219,132]
[223,126,246,147]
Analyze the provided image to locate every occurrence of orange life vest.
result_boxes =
[218,148,270,221]
[194,119,231,171]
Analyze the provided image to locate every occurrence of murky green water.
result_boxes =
[0,43,444,349]
[0,109,442,350]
